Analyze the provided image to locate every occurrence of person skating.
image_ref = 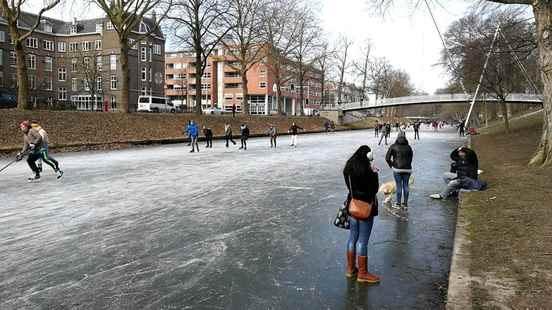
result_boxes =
[239,123,250,150]
[267,125,278,148]
[16,120,63,181]
[430,146,486,199]
[232,103,236,118]
[288,122,303,147]
[374,121,380,137]
[343,145,380,284]
[413,122,421,140]
[224,123,237,148]
[324,120,331,133]
[30,120,47,172]
[188,120,199,153]
[457,121,465,137]
[378,123,389,146]
[184,120,192,146]
[385,134,413,210]
[203,126,213,148]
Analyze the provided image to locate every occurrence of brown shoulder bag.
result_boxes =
[348,175,373,220]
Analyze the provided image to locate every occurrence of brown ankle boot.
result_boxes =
[357,256,380,284]
[346,251,357,278]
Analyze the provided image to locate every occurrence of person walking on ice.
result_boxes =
[288,122,303,147]
[187,120,199,153]
[224,123,237,148]
[203,126,213,148]
[239,123,250,150]
[267,125,278,148]
[16,120,63,181]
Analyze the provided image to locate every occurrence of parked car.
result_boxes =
[0,93,16,109]
[137,96,175,113]
[203,107,223,115]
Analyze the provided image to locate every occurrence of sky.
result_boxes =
[28,0,533,95]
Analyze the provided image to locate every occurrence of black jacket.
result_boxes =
[241,126,250,138]
[385,136,413,171]
[289,125,303,135]
[450,148,478,179]
[203,128,213,138]
[344,168,379,217]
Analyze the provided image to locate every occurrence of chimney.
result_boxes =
[73,17,77,25]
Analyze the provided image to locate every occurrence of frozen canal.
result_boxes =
[1,128,463,309]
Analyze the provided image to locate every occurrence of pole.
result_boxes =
[465,24,501,129]
[0,159,17,174]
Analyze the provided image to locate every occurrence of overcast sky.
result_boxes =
[30,0,533,94]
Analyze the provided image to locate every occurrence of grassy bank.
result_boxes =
[460,112,552,308]
[0,109,345,153]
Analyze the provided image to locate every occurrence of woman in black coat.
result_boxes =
[343,145,380,284]
[385,135,413,209]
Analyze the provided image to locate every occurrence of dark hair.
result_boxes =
[343,145,372,178]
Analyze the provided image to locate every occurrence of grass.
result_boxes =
[460,111,552,308]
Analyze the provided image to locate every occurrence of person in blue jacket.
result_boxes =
[186,120,200,153]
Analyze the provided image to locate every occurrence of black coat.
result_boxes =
[241,127,250,138]
[344,168,379,217]
[203,128,213,138]
[450,148,478,179]
[385,136,413,170]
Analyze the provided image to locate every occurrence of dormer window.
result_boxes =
[96,23,103,33]
[41,21,53,33]
[70,24,78,34]
[138,21,149,33]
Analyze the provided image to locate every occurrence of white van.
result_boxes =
[137,96,177,113]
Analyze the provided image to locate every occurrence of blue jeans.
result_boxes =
[347,217,374,256]
[441,176,481,198]
[393,172,411,205]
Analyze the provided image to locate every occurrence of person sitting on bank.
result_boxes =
[430,146,486,199]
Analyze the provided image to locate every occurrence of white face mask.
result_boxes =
[366,151,374,161]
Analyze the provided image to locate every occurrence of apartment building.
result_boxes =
[165,46,322,115]
[0,11,165,111]
[324,81,366,106]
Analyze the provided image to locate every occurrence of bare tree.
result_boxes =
[93,0,171,113]
[261,0,302,114]
[223,0,268,115]
[169,0,231,115]
[368,0,552,167]
[353,39,372,104]
[335,35,353,104]
[0,0,61,110]
[313,41,335,107]
[79,55,104,111]
[367,56,392,100]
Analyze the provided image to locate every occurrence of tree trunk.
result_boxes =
[276,82,283,114]
[530,3,552,167]
[119,42,130,113]
[501,101,510,132]
[195,49,202,115]
[241,72,249,115]
[14,41,30,110]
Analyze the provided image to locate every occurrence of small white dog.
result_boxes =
[379,176,415,205]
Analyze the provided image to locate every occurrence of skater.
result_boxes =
[413,122,421,140]
[288,122,303,147]
[16,120,63,181]
[203,126,213,148]
[343,145,380,284]
[430,146,486,199]
[385,134,413,210]
[232,103,236,118]
[378,123,389,146]
[457,121,465,137]
[267,125,278,148]
[30,120,47,172]
[224,123,237,148]
[187,120,199,152]
[239,123,250,150]
[324,120,331,133]
[374,121,380,137]
[184,120,192,146]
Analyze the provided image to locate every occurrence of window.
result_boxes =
[72,78,78,91]
[110,95,116,110]
[0,31,5,42]
[141,67,147,81]
[225,83,241,89]
[71,24,78,34]
[43,40,54,51]
[149,67,152,82]
[96,24,103,32]
[174,63,182,69]
[82,41,91,51]
[129,38,137,49]
[259,82,267,88]
[42,21,53,33]
[140,47,147,62]
[153,44,161,55]
[29,75,36,90]
[141,87,147,95]
[58,42,66,52]
[58,67,66,81]
[96,56,102,71]
[106,21,114,30]
[225,71,240,78]
[26,37,38,48]
[84,79,90,91]
[9,51,16,66]
[72,58,78,71]
[44,57,53,72]
[58,87,67,101]
[202,83,210,90]
[97,76,102,91]
[27,54,36,70]
[84,57,90,70]
[110,54,116,70]
[0,50,3,66]
[110,75,117,89]
[45,78,53,91]
[69,42,79,52]
[95,40,102,50]
[149,47,153,62]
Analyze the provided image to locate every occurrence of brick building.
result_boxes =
[0,11,165,111]
[165,46,322,115]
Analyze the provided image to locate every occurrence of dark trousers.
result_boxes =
[414,130,420,140]
[205,136,213,148]
[28,150,59,175]
[240,137,248,149]
[225,135,236,147]
[375,128,379,137]
[270,136,277,148]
